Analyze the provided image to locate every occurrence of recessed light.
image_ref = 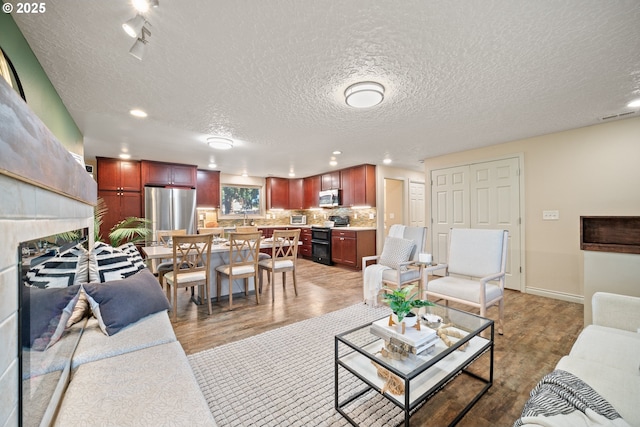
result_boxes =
[119,153,131,159]
[332,150,342,155]
[383,158,392,164]
[208,163,217,169]
[241,172,248,177]
[329,160,337,167]
[129,109,147,118]
[627,99,640,108]
[288,172,296,177]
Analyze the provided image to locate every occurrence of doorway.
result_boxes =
[384,178,404,238]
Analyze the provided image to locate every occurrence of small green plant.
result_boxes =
[94,197,150,247]
[381,284,434,323]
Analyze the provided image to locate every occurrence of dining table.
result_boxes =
[141,238,300,304]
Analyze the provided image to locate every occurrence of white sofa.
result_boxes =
[516,292,640,427]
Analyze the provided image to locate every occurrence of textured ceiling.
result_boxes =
[11,0,640,178]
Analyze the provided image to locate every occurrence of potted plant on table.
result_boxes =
[381,284,434,331]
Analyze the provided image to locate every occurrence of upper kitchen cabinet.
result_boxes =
[321,171,340,190]
[96,157,141,192]
[303,175,321,208]
[196,170,220,208]
[288,178,304,210]
[341,164,376,207]
[141,160,197,188]
[265,177,289,209]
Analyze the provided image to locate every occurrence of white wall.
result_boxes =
[423,117,640,301]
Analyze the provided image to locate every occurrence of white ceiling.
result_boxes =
[11,1,640,178]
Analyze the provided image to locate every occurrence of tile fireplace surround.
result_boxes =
[0,78,96,426]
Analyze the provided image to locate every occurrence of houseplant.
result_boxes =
[94,197,150,247]
[381,284,434,327]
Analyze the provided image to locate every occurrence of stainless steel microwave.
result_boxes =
[319,189,339,207]
[290,215,307,225]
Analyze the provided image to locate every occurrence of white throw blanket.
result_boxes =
[388,224,406,238]
[363,264,391,306]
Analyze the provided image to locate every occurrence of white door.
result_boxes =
[469,158,521,290]
[430,157,522,290]
[430,166,470,267]
[409,181,426,228]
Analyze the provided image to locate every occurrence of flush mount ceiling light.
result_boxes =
[129,26,150,60]
[345,81,385,108]
[129,108,147,117]
[207,137,234,150]
[122,14,146,38]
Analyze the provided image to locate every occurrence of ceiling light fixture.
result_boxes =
[345,81,385,108]
[208,163,217,169]
[150,0,159,7]
[627,99,640,108]
[332,150,342,155]
[132,0,150,13]
[329,160,338,167]
[129,108,147,118]
[119,153,131,159]
[122,14,146,38]
[207,137,234,150]
[129,26,151,60]
[383,158,392,164]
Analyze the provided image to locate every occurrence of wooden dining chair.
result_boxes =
[258,229,300,302]
[215,231,261,309]
[163,234,213,322]
[236,225,259,233]
[155,229,187,285]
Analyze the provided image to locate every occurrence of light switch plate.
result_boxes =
[543,210,560,220]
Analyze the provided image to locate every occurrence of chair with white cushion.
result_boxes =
[216,231,261,309]
[163,233,212,322]
[424,228,508,334]
[362,225,427,306]
[258,228,300,302]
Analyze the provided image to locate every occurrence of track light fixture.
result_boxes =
[129,26,151,60]
[122,14,146,38]
[150,0,159,7]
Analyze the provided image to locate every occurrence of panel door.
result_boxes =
[469,158,521,290]
[409,181,426,228]
[430,166,470,266]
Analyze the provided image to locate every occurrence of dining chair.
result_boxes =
[155,229,187,285]
[215,231,261,309]
[424,228,509,334]
[362,225,427,306]
[258,229,300,302]
[163,233,213,322]
[236,225,259,233]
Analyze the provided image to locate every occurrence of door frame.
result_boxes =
[427,153,526,292]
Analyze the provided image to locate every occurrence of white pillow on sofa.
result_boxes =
[379,237,415,270]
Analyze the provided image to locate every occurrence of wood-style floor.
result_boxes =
[171,258,584,427]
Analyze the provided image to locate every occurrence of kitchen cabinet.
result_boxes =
[96,158,142,236]
[331,229,376,270]
[288,178,304,209]
[303,175,321,208]
[196,170,220,208]
[321,171,340,190]
[265,177,289,209]
[141,160,197,188]
[340,164,376,207]
[300,228,312,257]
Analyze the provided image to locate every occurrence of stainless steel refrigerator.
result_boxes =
[144,186,197,245]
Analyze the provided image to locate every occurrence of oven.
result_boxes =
[311,226,332,265]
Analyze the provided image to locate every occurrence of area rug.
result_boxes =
[189,303,412,426]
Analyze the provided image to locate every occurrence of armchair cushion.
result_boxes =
[382,268,421,283]
[427,276,503,304]
[379,237,415,270]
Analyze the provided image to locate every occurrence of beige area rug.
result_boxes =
[188,303,416,426]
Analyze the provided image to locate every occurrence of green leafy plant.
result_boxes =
[381,284,434,323]
[94,197,150,247]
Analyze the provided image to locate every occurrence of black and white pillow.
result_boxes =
[89,242,139,283]
[25,244,89,289]
[117,242,147,271]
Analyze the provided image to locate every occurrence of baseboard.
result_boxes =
[525,287,584,305]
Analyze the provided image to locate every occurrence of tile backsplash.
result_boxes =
[197,207,376,228]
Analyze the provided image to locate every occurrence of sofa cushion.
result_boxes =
[569,324,640,374]
[54,342,217,427]
[25,244,89,288]
[89,242,139,283]
[22,285,81,350]
[379,237,415,270]
[556,356,640,427]
[117,242,147,271]
[83,269,170,336]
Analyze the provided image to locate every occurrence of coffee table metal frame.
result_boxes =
[334,305,494,426]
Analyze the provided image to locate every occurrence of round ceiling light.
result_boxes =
[344,81,385,108]
[207,137,233,150]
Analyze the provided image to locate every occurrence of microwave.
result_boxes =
[290,215,307,225]
[319,189,340,208]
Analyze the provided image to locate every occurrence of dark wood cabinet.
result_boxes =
[300,228,312,257]
[303,175,321,208]
[288,178,304,209]
[341,164,376,207]
[141,160,197,188]
[196,170,220,208]
[265,177,290,209]
[97,190,142,238]
[97,157,140,192]
[331,229,376,270]
[321,171,340,190]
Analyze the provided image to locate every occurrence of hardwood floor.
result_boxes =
[171,258,584,426]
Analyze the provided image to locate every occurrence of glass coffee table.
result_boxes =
[335,304,493,426]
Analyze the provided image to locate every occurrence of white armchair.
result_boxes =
[425,228,508,334]
[362,225,427,306]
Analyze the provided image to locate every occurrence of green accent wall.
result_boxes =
[0,4,83,155]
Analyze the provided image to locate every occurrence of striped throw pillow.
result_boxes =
[118,242,147,271]
[25,244,89,289]
[89,242,139,283]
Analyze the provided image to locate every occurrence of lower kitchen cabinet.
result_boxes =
[300,228,312,257]
[331,229,375,270]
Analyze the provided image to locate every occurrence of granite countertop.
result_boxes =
[255,225,376,231]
